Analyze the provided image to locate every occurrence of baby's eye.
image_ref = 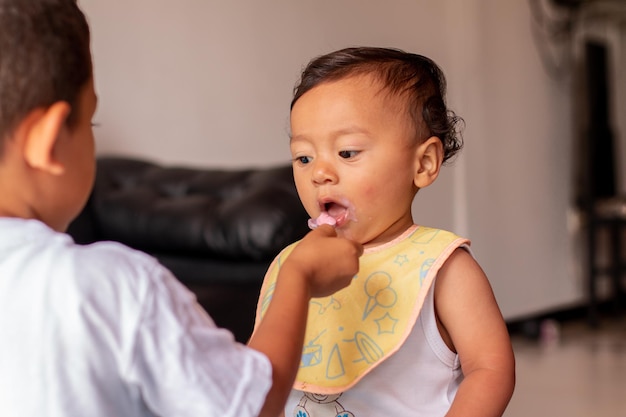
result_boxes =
[338,150,359,159]
[294,155,312,165]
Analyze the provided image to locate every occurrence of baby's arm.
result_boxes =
[247,225,362,417]
[435,248,515,417]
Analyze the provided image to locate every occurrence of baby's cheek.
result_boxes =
[361,184,379,199]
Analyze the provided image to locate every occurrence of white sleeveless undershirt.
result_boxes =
[284,272,465,417]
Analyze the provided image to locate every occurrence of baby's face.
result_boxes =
[290,75,419,247]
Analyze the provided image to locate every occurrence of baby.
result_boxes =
[255,47,515,417]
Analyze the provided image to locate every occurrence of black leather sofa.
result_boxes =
[67,156,310,342]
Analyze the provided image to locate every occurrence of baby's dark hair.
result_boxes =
[291,47,464,163]
[0,0,91,155]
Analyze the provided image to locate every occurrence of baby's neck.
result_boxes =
[363,224,418,253]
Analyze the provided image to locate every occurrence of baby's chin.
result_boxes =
[334,227,368,245]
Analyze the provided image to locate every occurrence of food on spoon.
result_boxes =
[307,212,337,230]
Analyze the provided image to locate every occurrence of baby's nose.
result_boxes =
[311,160,338,185]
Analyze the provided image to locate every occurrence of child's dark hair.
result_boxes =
[0,0,91,154]
[291,47,464,163]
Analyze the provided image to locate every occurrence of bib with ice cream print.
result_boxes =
[255,225,469,394]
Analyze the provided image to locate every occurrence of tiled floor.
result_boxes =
[504,314,626,417]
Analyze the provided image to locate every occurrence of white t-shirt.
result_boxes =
[0,218,272,417]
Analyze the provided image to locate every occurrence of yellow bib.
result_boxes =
[255,225,468,394]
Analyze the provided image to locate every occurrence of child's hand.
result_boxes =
[251,225,361,417]
[284,224,363,298]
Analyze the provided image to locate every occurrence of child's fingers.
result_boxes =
[307,224,363,257]
[311,224,337,237]
[353,240,364,257]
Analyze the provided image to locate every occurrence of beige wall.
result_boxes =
[79,0,591,320]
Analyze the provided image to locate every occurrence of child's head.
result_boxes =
[0,0,96,232]
[289,47,463,246]
[0,0,92,147]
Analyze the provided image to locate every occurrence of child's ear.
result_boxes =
[22,101,71,175]
[414,136,444,189]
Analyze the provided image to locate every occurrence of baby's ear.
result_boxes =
[22,101,71,175]
[414,136,443,189]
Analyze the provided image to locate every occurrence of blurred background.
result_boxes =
[77,0,626,413]
[79,0,625,321]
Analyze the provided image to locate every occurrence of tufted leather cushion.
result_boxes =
[87,157,310,262]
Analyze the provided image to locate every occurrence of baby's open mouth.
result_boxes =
[307,202,349,229]
[325,202,347,220]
